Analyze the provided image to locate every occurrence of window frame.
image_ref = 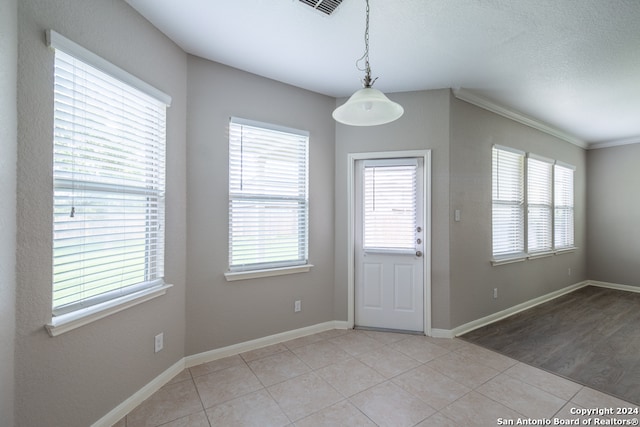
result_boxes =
[553,162,575,251]
[46,30,172,336]
[225,117,312,281]
[492,145,526,262]
[491,145,576,265]
[526,154,554,256]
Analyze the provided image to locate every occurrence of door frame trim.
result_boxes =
[347,150,432,335]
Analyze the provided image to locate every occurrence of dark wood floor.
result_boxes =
[461,285,640,405]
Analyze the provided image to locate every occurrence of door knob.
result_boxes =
[416,251,423,257]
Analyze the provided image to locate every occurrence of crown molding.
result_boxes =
[588,136,640,150]
[453,88,588,149]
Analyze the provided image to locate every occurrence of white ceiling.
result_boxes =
[126,0,640,147]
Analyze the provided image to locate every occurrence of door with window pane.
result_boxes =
[355,158,424,332]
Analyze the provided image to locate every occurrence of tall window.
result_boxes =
[492,146,525,258]
[51,32,170,316]
[527,155,553,253]
[554,163,575,249]
[228,117,309,272]
[492,145,575,262]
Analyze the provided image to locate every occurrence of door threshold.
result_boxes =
[354,325,424,336]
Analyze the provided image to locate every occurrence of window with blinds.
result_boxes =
[492,146,525,258]
[527,155,553,253]
[363,161,417,251]
[554,163,575,249]
[51,40,168,315]
[492,145,575,262]
[228,118,309,272]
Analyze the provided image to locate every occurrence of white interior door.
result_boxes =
[355,158,425,332]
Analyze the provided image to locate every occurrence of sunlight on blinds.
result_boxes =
[527,156,553,253]
[363,164,417,250]
[554,163,575,249]
[228,118,309,271]
[492,146,525,257]
[52,49,166,315]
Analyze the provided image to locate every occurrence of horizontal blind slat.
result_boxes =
[52,45,166,313]
[228,120,308,271]
[492,146,525,256]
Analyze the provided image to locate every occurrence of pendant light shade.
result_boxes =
[333,0,403,126]
[332,87,404,126]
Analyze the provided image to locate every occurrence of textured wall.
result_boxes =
[334,89,452,330]
[15,1,187,425]
[587,143,640,287]
[185,56,336,355]
[449,97,588,328]
[0,0,18,425]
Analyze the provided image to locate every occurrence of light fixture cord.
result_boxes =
[356,0,377,88]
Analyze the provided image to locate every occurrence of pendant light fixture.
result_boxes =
[332,0,403,126]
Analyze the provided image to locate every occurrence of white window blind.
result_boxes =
[492,146,525,257]
[554,163,575,249]
[228,118,309,272]
[527,155,553,253]
[363,161,417,250]
[52,46,168,315]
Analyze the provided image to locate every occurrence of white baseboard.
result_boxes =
[441,280,639,338]
[92,320,346,426]
[586,280,640,293]
[93,281,638,426]
[91,358,185,427]
[431,328,455,339]
[446,281,590,338]
[185,320,344,368]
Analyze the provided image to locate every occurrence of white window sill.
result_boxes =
[528,251,555,260]
[45,283,173,337]
[491,256,527,266]
[492,247,578,266]
[225,264,313,282]
[555,247,577,254]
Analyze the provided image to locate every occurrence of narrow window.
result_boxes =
[527,155,553,254]
[554,163,575,249]
[51,35,169,316]
[492,146,525,258]
[228,118,309,272]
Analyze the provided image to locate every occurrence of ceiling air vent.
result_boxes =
[299,0,344,16]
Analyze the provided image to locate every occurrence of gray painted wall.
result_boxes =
[0,0,17,425]
[185,56,336,355]
[16,1,187,426]
[587,143,640,287]
[449,97,588,328]
[8,0,618,423]
[334,89,452,329]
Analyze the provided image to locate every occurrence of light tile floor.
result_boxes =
[116,329,639,427]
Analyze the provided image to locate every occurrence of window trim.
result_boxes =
[224,264,313,282]
[45,284,173,337]
[526,153,554,255]
[491,145,525,261]
[491,145,576,265]
[46,30,171,334]
[46,30,171,106]
[227,117,310,277]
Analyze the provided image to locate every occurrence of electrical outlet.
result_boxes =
[294,300,301,312]
[154,332,164,353]
[493,288,498,299]
[568,267,572,276]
